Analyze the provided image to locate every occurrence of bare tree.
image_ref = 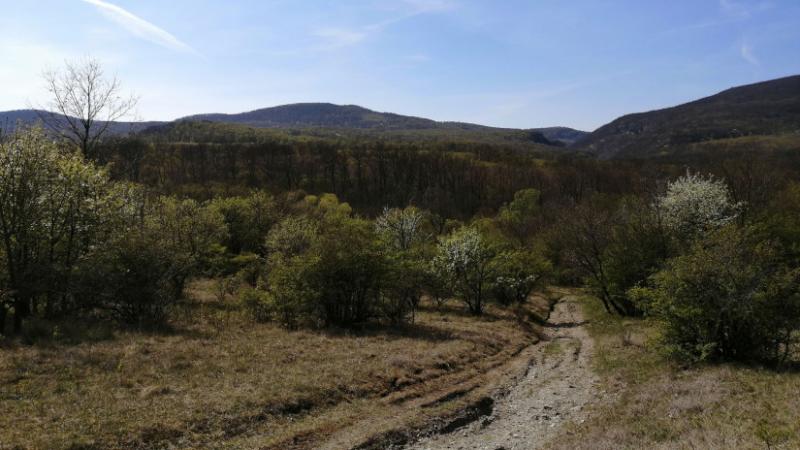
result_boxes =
[39,58,138,159]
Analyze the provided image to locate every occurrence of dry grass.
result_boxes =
[548,293,800,450]
[0,279,548,449]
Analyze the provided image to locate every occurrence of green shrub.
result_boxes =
[634,226,800,363]
[491,248,552,305]
[209,191,277,254]
[263,204,389,328]
[79,232,192,327]
[239,287,274,323]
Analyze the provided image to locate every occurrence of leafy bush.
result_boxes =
[633,226,800,363]
[258,200,390,328]
[0,127,126,333]
[239,287,274,323]
[381,248,428,323]
[146,197,229,274]
[497,188,541,245]
[79,232,192,326]
[491,248,551,305]
[209,191,277,254]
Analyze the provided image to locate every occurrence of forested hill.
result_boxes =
[0,109,163,135]
[577,75,800,159]
[1,104,587,146]
[182,103,485,131]
[181,103,587,145]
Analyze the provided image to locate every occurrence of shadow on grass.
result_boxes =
[322,322,457,343]
[1,314,212,349]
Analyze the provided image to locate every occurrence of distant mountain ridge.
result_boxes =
[577,75,800,158]
[1,104,587,146]
[181,103,588,144]
[182,103,488,131]
[0,109,163,135]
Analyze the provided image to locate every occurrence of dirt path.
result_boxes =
[402,295,598,450]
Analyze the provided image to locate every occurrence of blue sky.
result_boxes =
[1,0,799,130]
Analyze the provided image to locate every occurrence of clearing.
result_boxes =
[0,280,552,449]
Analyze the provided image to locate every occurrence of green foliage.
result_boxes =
[0,127,236,332]
[238,287,274,323]
[497,188,541,245]
[311,214,387,326]
[602,197,671,316]
[0,127,119,333]
[559,197,667,317]
[146,196,229,273]
[634,226,800,363]
[209,191,278,254]
[255,198,390,327]
[491,248,552,305]
[78,230,191,326]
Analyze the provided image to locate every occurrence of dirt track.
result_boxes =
[402,295,598,450]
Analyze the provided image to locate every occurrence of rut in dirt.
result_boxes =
[402,295,599,450]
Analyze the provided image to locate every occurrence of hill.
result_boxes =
[0,109,163,135]
[577,75,800,159]
[182,103,485,131]
[1,105,585,146]
[181,103,586,145]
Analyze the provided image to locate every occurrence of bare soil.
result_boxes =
[398,293,598,450]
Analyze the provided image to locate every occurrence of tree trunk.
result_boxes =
[12,296,29,335]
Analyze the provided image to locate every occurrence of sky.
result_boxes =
[1,0,799,131]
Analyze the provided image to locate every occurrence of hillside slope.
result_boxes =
[0,109,163,135]
[181,103,586,145]
[578,75,800,159]
[1,105,585,146]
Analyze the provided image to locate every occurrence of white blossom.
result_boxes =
[656,171,741,237]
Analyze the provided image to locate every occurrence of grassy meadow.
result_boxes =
[0,280,552,449]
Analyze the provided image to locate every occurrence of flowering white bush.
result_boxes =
[375,206,425,251]
[656,172,741,237]
[433,226,494,314]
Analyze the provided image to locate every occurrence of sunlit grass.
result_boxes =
[548,293,800,450]
[0,279,548,449]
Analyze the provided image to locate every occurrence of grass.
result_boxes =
[0,279,550,450]
[548,293,800,450]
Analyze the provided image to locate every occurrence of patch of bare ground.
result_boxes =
[0,280,551,450]
[393,291,598,450]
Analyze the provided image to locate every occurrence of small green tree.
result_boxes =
[146,197,229,276]
[0,127,117,333]
[497,188,541,245]
[209,191,277,254]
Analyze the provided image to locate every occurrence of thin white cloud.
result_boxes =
[312,0,457,51]
[402,0,457,14]
[81,0,200,56]
[740,41,760,65]
[719,0,773,18]
[314,28,368,48]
